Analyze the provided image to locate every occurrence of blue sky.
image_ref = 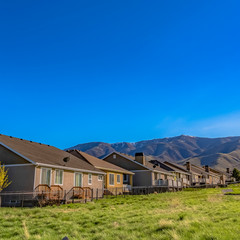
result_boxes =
[1,1,240,149]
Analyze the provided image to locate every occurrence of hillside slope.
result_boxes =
[66,135,240,170]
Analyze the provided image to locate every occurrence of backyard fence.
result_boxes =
[1,181,235,207]
[0,185,177,207]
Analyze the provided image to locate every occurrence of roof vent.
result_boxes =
[10,136,13,138]
[63,157,70,163]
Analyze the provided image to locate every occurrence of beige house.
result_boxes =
[183,162,226,185]
[158,161,191,187]
[0,134,105,199]
[67,150,134,194]
[102,152,177,187]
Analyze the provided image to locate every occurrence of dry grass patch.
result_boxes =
[207,194,223,203]
[22,220,30,239]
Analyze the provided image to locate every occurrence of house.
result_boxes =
[183,162,226,185]
[159,161,191,187]
[67,149,134,194]
[184,162,205,185]
[201,165,226,185]
[102,152,179,188]
[0,134,105,204]
[225,168,235,182]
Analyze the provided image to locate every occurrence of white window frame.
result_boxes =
[117,174,121,184]
[98,175,103,181]
[40,167,52,186]
[74,172,83,187]
[54,169,64,185]
[113,154,116,159]
[88,173,92,185]
[109,173,115,186]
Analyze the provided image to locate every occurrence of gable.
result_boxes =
[104,153,147,171]
[0,144,30,165]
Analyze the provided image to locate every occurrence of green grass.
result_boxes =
[1,185,240,240]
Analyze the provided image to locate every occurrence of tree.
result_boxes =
[232,168,240,181]
[0,162,12,207]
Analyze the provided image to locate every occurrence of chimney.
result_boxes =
[226,168,230,174]
[205,165,210,172]
[186,162,191,171]
[135,152,145,165]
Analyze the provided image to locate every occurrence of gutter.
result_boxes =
[36,163,106,175]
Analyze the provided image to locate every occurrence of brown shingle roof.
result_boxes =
[119,152,135,160]
[163,161,191,175]
[145,161,174,175]
[110,152,173,175]
[190,164,218,177]
[0,134,104,174]
[68,150,133,175]
[201,166,225,176]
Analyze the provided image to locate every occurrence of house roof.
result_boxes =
[189,164,220,177]
[187,164,206,176]
[144,161,174,175]
[67,150,134,175]
[0,134,105,174]
[163,161,191,175]
[201,166,226,176]
[104,152,174,175]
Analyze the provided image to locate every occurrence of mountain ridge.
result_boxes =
[66,135,240,171]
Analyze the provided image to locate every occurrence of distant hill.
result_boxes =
[66,135,240,171]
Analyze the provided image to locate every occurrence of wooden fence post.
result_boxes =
[72,189,74,203]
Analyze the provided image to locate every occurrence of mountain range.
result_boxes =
[66,135,240,171]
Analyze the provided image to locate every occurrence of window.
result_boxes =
[88,174,92,185]
[109,173,114,186]
[113,154,116,159]
[55,170,63,185]
[123,174,128,183]
[75,173,82,187]
[98,175,103,181]
[117,174,121,184]
[154,173,158,180]
[41,168,51,186]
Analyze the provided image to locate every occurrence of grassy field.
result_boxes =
[0,185,240,240]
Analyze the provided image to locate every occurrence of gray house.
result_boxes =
[102,152,178,187]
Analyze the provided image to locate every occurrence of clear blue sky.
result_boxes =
[1,1,240,149]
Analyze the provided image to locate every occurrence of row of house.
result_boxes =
[102,152,232,188]
[0,134,233,204]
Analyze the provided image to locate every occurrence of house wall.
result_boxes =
[209,175,213,184]
[104,153,146,171]
[0,145,29,164]
[35,167,104,192]
[4,165,35,192]
[104,171,123,188]
[133,171,152,186]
